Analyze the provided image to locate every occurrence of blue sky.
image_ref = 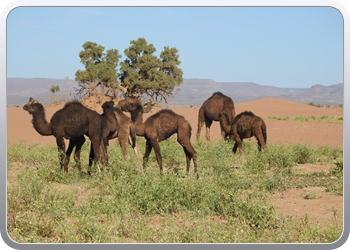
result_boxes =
[6,6,344,88]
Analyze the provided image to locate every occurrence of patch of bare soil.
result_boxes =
[7,97,344,229]
[272,163,343,228]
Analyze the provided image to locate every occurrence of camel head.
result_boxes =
[142,99,155,113]
[117,97,156,114]
[101,101,115,110]
[117,97,143,113]
[23,97,42,114]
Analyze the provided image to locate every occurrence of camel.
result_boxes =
[23,97,106,173]
[196,92,235,141]
[218,110,267,158]
[92,101,141,161]
[117,97,197,173]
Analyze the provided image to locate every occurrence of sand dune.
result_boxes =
[7,97,343,148]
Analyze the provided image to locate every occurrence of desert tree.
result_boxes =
[49,85,60,103]
[75,41,121,98]
[119,37,183,102]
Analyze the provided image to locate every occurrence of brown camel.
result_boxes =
[23,97,106,173]
[98,101,140,160]
[218,110,267,157]
[117,97,197,173]
[196,92,235,141]
[87,102,116,168]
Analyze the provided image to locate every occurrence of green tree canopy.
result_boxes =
[119,37,183,102]
[75,41,121,98]
[75,38,183,102]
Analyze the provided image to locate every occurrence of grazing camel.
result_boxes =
[117,97,197,173]
[219,111,267,158]
[196,92,235,141]
[23,97,106,172]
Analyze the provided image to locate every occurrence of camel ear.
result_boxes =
[28,97,38,104]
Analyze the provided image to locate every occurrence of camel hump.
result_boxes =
[212,91,225,97]
[63,100,84,110]
[237,111,256,118]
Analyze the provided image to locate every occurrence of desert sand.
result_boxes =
[8,97,343,148]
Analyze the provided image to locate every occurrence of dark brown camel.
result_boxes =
[23,97,106,172]
[88,102,116,168]
[218,110,267,158]
[117,97,197,173]
[196,92,235,141]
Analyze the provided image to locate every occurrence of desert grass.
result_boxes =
[266,115,343,124]
[7,138,343,243]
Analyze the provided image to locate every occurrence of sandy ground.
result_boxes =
[7,97,344,228]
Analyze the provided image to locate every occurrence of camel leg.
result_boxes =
[129,125,141,158]
[118,133,130,161]
[181,145,198,174]
[196,121,204,140]
[204,116,213,141]
[133,139,141,159]
[128,135,141,158]
[232,137,244,159]
[63,139,76,172]
[256,137,264,152]
[219,123,226,139]
[73,136,86,171]
[178,134,198,173]
[196,109,205,140]
[101,138,109,165]
[89,143,94,167]
[237,138,244,158]
[88,141,108,166]
[87,141,105,175]
[143,139,153,168]
[56,136,67,172]
[150,139,163,172]
[256,139,268,154]
[254,131,267,153]
[91,138,102,173]
[87,143,95,176]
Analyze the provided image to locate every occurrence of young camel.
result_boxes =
[23,97,106,172]
[89,101,140,165]
[117,97,198,173]
[219,111,267,158]
[197,92,235,141]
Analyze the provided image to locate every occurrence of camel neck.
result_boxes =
[219,113,232,134]
[103,108,117,130]
[32,111,53,136]
[130,109,146,136]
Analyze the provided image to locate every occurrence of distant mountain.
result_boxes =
[172,79,343,106]
[6,77,343,106]
[7,78,78,106]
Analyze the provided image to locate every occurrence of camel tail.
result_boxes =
[100,118,105,145]
[262,123,267,144]
[188,123,192,139]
